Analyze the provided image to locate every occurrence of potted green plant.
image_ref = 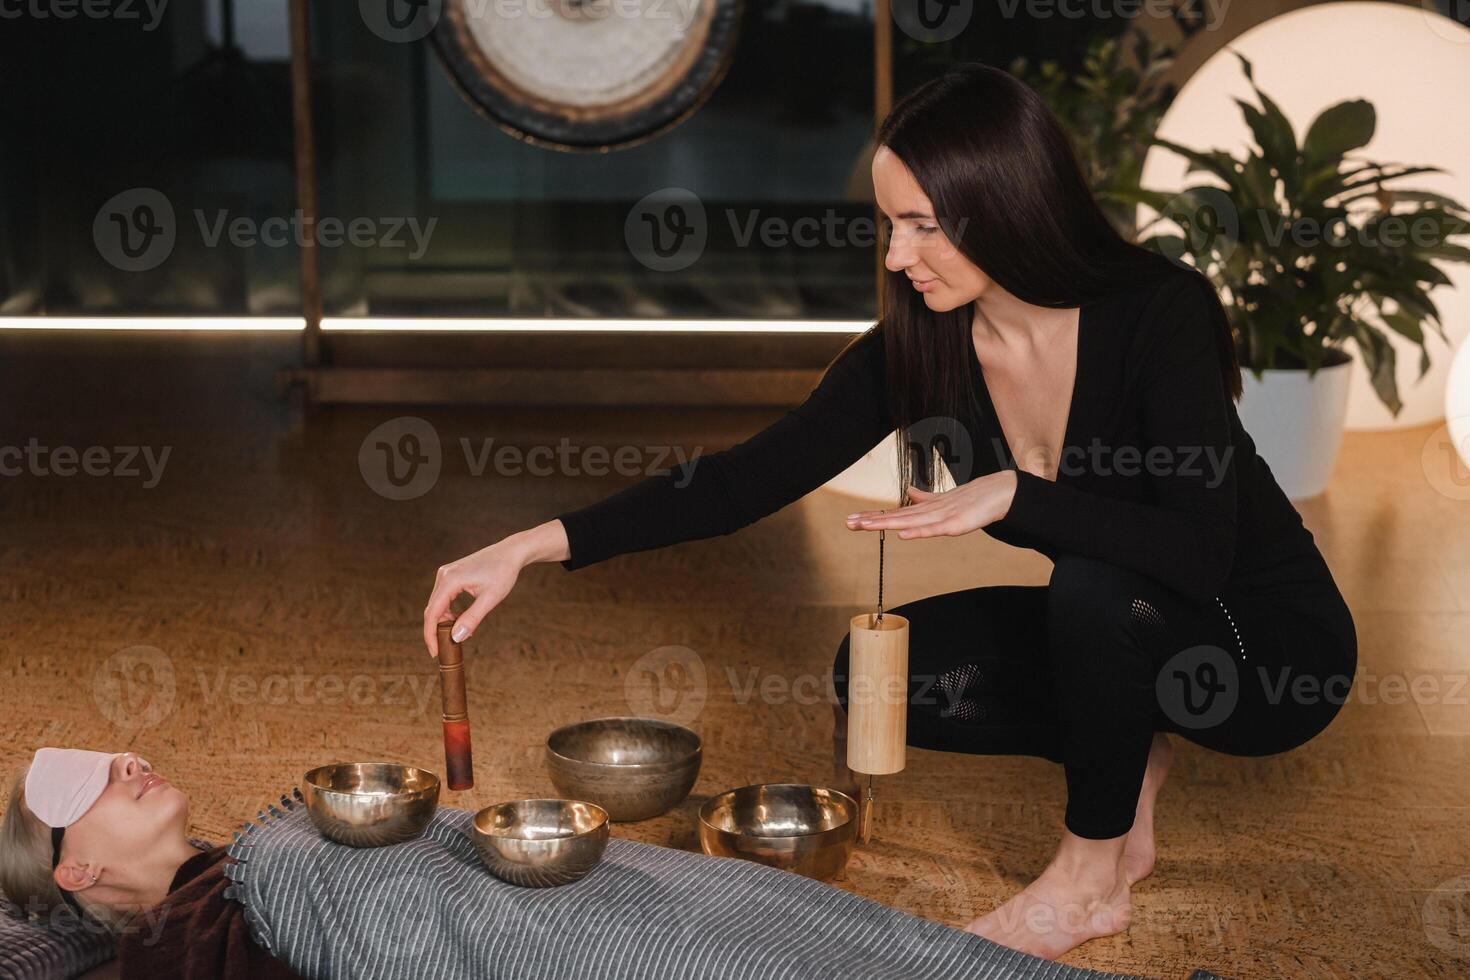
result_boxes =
[1127,51,1470,497]
[1010,29,1179,239]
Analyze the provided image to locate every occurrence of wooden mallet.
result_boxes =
[436,621,474,791]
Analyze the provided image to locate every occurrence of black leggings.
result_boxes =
[831,555,1357,840]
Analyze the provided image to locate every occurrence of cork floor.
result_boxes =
[1,333,1467,980]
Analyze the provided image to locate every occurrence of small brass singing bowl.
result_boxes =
[698,783,859,882]
[545,717,702,822]
[471,799,610,888]
[303,763,440,848]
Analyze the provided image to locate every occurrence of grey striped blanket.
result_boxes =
[223,789,1218,980]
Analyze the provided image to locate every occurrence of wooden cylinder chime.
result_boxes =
[845,527,909,843]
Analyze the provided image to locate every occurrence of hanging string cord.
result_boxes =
[876,525,885,624]
[875,483,911,624]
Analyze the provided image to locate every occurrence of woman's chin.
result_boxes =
[154,785,190,824]
[920,289,961,312]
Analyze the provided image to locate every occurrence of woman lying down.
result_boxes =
[1,748,1139,980]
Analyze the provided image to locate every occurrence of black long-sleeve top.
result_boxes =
[554,268,1345,621]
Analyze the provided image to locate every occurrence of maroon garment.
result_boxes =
[116,845,302,980]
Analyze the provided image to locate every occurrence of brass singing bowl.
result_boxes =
[303,763,440,848]
[471,799,610,888]
[545,717,702,822]
[698,783,859,882]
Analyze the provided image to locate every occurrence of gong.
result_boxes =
[431,0,743,151]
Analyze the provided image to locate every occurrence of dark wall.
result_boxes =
[1,1,1179,321]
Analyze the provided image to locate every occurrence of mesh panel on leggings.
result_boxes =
[936,662,988,723]
[1130,598,1166,632]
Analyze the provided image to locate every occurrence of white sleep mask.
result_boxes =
[23,747,126,829]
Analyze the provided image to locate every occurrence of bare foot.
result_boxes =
[965,833,1131,960]
[1121,733,1172,885]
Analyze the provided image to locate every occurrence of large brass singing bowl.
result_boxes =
[545,717,702,822]
[698,783,858,882]
[302,763,440,848]
[471,799,610,888]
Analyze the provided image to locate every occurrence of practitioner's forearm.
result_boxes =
[506,518,571,566]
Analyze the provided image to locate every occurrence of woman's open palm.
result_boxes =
[844,470,1018,539]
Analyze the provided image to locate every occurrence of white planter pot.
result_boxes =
[1236,352,1354,500]
[1447,335,1470,473]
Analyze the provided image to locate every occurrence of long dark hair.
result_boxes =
[840,62,1241,499]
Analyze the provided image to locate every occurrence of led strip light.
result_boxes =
[0,317,305,331]
[320,318,872,333]
[0,317,871,334]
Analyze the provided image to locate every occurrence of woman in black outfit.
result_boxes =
[423,64,1357,959]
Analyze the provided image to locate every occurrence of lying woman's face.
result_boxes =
[60,753,189,867]
[872,145,992,313]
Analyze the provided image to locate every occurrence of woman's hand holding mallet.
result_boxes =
[422,520,571,657]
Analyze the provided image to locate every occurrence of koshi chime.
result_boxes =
[846,526,909,843]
